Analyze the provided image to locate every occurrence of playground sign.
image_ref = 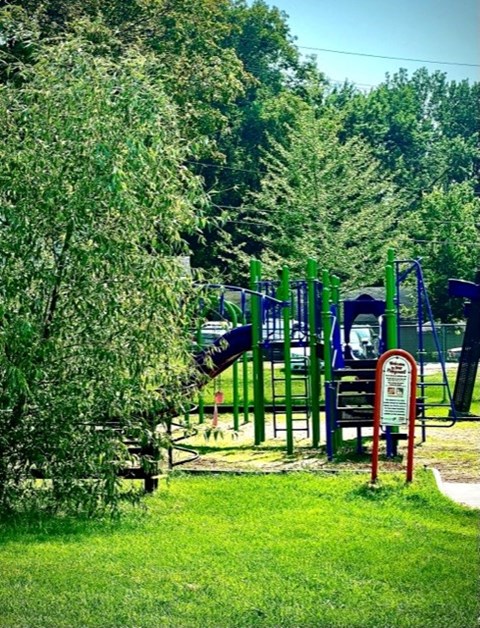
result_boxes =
[378,354,413,426]
[371,349,418,483]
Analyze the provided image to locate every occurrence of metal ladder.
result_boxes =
[269,349,311,438]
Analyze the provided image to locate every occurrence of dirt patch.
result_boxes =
[171,416,479,482]
[413,422,480,482]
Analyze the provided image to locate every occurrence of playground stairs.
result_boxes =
[333,358,377,428]
[269,355,310,438]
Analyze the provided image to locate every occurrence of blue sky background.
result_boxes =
[261,0,479,89]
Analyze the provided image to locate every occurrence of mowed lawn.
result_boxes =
[0,472,478,628]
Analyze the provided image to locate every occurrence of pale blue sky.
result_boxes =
[262,0,479,88]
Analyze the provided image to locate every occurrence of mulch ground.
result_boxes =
[172,418,479,482]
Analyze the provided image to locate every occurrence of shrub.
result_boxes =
[0,37,205,514]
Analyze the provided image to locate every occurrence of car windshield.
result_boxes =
[340,329,361,347]
[354,327,372,342]
[199,321,231,345]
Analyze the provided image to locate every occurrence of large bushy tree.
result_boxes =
[244,107,404,286]
[406,183,480,321]
[0,38,205,513]
[330,69,480,197]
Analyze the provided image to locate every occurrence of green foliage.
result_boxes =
[247,107,404,285]
[328,70,479,316]
[406,183,480,321]
[0,38,205,514]
[186,1,324,277]
[332,69,479,191]
[7,0,249,146]
[226,0,300,90]
[0,5,40,84]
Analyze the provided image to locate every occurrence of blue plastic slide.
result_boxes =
[194,325,253,380]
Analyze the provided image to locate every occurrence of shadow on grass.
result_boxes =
[346,469,464,513]
[350,481,401,501]
[332,437,403,464]
[0,493,149,546]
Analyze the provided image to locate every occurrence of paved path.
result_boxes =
[432,469,480,509]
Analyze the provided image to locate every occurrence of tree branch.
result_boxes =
[42,219,74,341]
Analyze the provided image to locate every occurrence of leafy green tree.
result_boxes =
[326,69,479,306]
[5,1,248,146]
[0,38,205,514]
[1,1,330,283]
[332,69,479,196]
[405,184,480,321]
[187,1,326,277]
[245,107,404,285]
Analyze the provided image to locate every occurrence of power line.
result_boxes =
[412,239,480,246]
[297,46,480,68]
[224,57,377,90]
[212,202,479,228]
[329,78,377,89]
[186,159,260,176]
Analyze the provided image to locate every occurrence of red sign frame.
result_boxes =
[371,349,418,483]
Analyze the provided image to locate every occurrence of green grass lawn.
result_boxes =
[200,362,310,406]
[420,370,479,417]
[0,472,478,628]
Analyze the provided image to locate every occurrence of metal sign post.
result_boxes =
[371,349,418,483]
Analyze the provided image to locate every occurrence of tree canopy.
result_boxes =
[0,0,478,513]
[0,35,205,513]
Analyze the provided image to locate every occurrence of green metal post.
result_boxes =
[331,275,340,309]
[321,272,333,389]
[322,271,337,454]
[223,301,240,432]
[250,259,265,444]
[385,248,399,443]
[281,266,294,455]
[307,258,321,448]
[385,248,398,350]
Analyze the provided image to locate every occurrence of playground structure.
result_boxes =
[169,250,479,471]
[188,261,323,456]
[448,270,480,417]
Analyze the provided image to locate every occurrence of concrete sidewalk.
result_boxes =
[432,469,480,509]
